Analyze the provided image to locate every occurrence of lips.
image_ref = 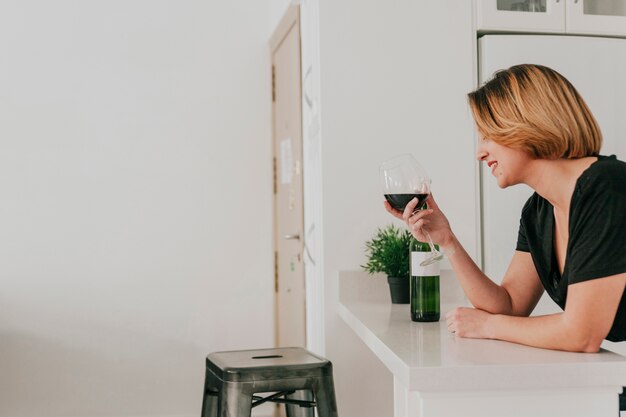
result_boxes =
[487,160,498,173]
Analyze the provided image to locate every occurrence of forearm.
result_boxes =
[488,313,603,353]
[443,234,513,314]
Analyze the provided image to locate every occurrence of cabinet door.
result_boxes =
[566,0,626,36]
[477,0,565,33]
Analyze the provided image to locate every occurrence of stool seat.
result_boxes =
[207,347,332,382]
[201,347,338,417]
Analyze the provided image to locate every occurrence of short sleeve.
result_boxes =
[567,184,626,284]
[515,217,530,252]
[515,195,536,253]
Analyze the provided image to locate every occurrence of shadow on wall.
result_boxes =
[0,325,204,417]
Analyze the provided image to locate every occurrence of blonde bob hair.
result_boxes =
[467,64,602,159]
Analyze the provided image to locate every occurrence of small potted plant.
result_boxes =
[362,224,412,304]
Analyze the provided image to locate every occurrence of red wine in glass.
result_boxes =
[384,193,430,213]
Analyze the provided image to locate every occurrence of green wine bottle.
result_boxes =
[410,239,440,322]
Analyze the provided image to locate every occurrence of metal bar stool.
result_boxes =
[201,347,338,417]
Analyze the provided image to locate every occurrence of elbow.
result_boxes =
[568,332,604,353]
[577,342,602,353]
[561,314,607,353]
[579,338,603,353]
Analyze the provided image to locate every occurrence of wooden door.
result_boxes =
[270,5,305,349]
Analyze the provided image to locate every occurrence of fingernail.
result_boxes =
[429,209,434,213]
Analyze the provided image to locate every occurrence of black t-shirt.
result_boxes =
[516,155,626,342]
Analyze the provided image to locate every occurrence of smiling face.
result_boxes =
[476,138,533,189]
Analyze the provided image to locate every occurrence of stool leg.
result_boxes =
[201,390,218,417]
[285,390,314,417]
[219,383,252,417]
[312,376,338,417]
[201,367,220,417]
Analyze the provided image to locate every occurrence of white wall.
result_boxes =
[317,1,477,416]
[0,1,274,416]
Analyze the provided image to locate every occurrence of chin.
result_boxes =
[496,177,511,189]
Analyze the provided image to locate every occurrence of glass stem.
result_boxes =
[412,207,441,255]
[423,229,440,254]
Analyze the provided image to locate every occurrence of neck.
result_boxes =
[523,157,596,213]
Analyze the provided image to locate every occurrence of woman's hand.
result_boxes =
[445,307,495,339]
[383,194,454,248]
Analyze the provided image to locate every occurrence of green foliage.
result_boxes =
[362,224,412,278]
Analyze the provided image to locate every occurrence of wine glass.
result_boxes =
[380,154,444,266]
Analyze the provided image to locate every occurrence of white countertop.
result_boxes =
[338,270,626,393]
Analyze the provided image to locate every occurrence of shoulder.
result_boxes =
[521,191,550,220]
[577,155,626,196]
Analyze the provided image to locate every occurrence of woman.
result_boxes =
[385,64,626,352]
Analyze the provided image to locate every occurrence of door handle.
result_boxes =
[283,234,300,240]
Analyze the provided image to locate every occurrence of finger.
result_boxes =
[410,218,426,233]
[446,309,459,321]
[408,209,434,223]
[403,197,419,220]
[447,323,456,334]
[446,314,454,325]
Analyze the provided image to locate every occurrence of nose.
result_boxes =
[475,143,488,161]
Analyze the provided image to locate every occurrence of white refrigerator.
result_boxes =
[479,35,626,352]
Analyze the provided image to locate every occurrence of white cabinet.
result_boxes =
[477,0,565,33]
[567,0,626,36]
[477,0,626,37]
